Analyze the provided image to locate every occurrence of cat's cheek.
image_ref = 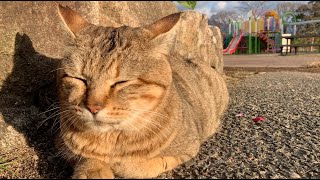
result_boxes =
[126,85,165,108]
[128,95,160,111]
[60,79,86,103]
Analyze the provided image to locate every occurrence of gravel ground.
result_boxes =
[1,71,319,178]
[161,71,320,179]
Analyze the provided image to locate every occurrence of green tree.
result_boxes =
[294,1,320,35]
[176,1,197,10]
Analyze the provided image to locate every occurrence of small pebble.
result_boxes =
[290,172,301,179]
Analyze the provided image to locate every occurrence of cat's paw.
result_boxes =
[72,167,114,179]
[72,159,114,179]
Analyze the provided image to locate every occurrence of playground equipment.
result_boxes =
[223,9,320,55]
[223,10,282,54]
[223,20,243,54]
[223,32,243,54]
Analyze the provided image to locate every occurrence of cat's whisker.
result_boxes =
[120,117,140,132]
[39,102,70,116]
[37,117,56,130]
[129,113,164,143]
[48,67,68,74]
[54,114,78,135]
[74,155,84,168]
[128,108,172,120]
[58,111,76,120]
[37,109,61,129]
[38,106,60,115]
[47,109,72,120]
[130,113,169,142]
[63,117,80,134]
[38,102,61,115]
[129,111,166,130]
[128,108,172,134]
[51,112,75,134]
[37,109,72,129]
[58,117,76,135]
[54,142,77,160]
[53,151,71,163]
[59,112,77,127]
[50,117,61,134]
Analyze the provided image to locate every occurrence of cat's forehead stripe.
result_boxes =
[106,58,120,79]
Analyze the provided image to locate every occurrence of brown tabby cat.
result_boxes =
[56,4,229,179]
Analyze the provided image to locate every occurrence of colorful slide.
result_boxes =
[223,32,235,53]
[223,32,243,54]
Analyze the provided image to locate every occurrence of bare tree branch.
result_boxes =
[237,1,268,19]
[209,10,240,32]
[276,2,304,16]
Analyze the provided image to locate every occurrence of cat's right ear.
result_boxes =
[57,4,90,37]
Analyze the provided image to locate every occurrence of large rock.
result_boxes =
[99,1,178,27]
[0,1,177,57]
[209,26,224,74]
[171,12,224,74]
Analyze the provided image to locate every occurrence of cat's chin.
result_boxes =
[94,120,120,128]
[82,119,125,132]
[84,122,118,132]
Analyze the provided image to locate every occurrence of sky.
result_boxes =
[173,1,309,18]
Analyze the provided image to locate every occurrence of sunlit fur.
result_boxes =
[56,5,229,179]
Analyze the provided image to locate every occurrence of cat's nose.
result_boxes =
[86,104,103,114]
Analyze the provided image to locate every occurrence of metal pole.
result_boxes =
[248,17,252,54]
[267,17,270,52]
[280,18,283,34]
[258,35,261,53]
[234,21,238,54]
[273,18,275,32]
[255,19,258,53]
[236,21,238,36]
[285,19,320,26]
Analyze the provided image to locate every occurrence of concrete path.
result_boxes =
[224,54,320,67]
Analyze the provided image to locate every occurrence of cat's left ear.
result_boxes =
[143,13,181,55]
[143,13,181,39]
[57,4,91,37]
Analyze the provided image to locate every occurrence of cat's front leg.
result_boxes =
[72,158,114,179]
[115,154,192,178]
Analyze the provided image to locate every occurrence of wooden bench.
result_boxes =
[280,35,320,55]
[280,44,320,55]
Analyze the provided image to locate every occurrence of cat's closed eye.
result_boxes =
[62,74,87,86]
[111,80,129,89]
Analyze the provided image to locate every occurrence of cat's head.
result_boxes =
[56,5,180,132]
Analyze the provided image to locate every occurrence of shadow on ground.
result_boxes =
[0,33,72,178]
